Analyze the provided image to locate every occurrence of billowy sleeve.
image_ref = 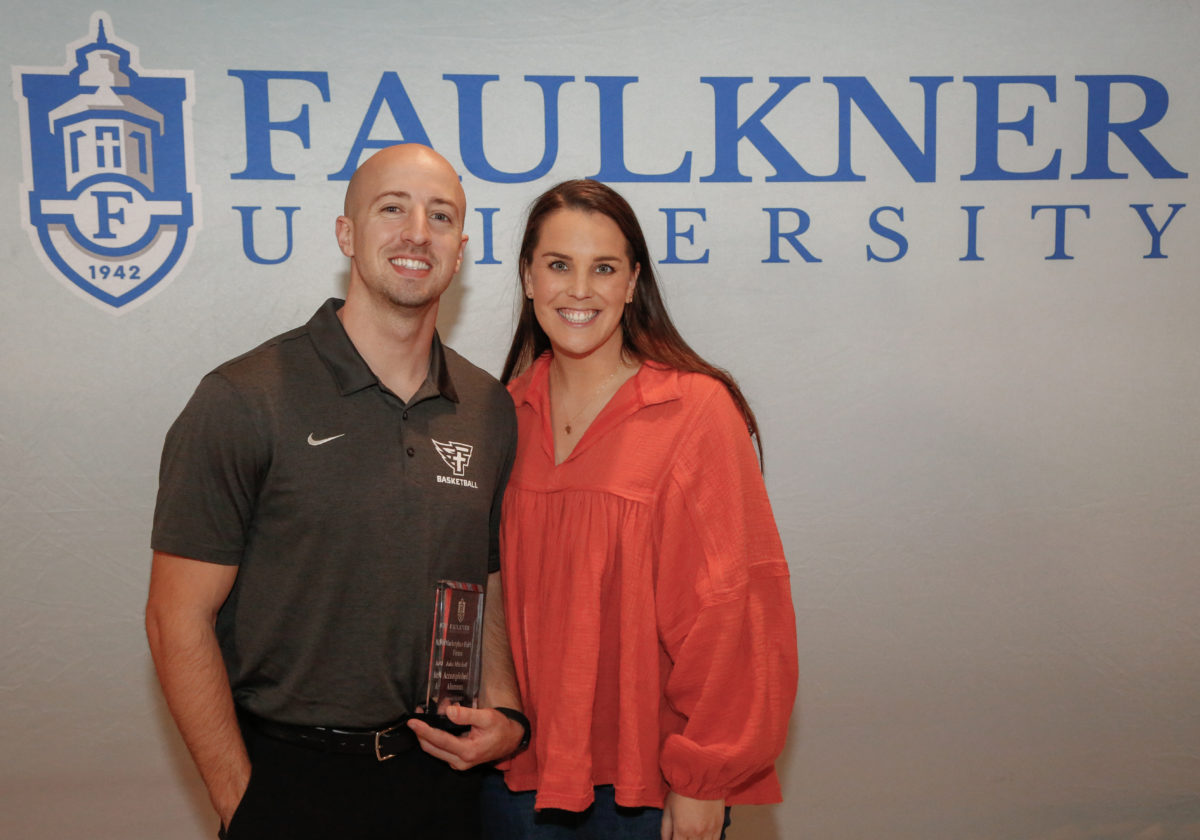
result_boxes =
[654,383,798,804]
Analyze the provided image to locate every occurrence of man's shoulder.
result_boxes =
[206,322,313,385]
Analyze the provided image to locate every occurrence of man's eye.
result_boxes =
[431,212,451,223]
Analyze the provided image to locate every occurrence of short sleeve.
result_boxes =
[151,372,269,565]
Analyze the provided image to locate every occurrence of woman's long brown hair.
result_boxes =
[500,179,763,464]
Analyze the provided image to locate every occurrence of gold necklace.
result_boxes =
[558,366,623,436]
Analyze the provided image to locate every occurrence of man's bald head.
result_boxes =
[342,144,467,224]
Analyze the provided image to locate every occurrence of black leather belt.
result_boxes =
[243,712,418,761]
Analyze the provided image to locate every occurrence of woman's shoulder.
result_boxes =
[644,363,736,412]
[506,353,551,403]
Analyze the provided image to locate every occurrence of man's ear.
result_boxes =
[335,216,354,257]
[455,233,468,273]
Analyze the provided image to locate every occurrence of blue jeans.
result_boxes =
[481,771,730,839]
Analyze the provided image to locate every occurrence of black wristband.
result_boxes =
[493,706,531,755]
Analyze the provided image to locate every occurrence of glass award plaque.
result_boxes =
[415,579,485,734]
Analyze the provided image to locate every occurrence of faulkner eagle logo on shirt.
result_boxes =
[13,13,199,310]
[433,439,478,488]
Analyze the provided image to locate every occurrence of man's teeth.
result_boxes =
[559,309,597,324]
[390,257,430,270]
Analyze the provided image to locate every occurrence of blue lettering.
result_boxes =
[763,208,821,263]
[866,206,907,261]
[658,209,709,264]
[93,190,133,239]
[1130,203,1185,259]
[1031,204,1090,260]
[587,77,691,182]
[330,73,432,181]
[447,75,572,183]
[826,77,951,183]
[961,206,985,261]
[228,70,330,180]
[962,76,1061,180]
[234,206,300,264]
[1074,75,1187,180]
[701,77,818,182]
[474,208,501,265]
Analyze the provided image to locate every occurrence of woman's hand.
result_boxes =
[660,791,725,840]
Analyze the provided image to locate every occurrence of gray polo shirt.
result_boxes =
[152,299,516,727]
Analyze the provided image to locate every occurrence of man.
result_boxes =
[146,144,527,839]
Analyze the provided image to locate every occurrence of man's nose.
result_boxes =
[402,211,432,245]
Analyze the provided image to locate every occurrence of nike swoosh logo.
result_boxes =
[307,433,346,446]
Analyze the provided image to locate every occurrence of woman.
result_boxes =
[486,180,797,840]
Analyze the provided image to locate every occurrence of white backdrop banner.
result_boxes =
[2,2,1198,839]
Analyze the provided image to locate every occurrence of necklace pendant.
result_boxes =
[564,423,572,435]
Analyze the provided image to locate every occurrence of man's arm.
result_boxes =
[408,570,524,768]
[145,551,248,828]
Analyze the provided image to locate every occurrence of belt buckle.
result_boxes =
[374,722,403,761]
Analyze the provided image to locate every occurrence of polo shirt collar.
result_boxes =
[307,298,459,403]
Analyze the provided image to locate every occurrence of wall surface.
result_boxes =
[2,1,1198,838]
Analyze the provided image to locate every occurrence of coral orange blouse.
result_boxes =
[500,356,798,811]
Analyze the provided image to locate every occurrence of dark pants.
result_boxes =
[222,720,483,840]
[480,771,730,839]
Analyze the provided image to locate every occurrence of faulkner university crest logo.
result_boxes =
[13,13,198,310]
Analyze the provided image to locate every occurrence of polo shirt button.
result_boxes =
[402,411,409,420]
[406,447,415,457]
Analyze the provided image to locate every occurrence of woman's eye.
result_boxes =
[549,260,568,271]
[595,264,614,274]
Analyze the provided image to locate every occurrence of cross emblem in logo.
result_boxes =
[432,439,473,477]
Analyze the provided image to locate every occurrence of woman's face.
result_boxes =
[523,208,639,362]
